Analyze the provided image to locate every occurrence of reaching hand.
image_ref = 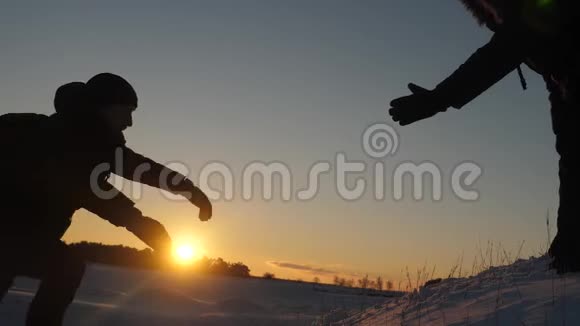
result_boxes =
[126,215,172,254]
[196,193,212,222]
[388,83,448,126]
[172,178,213,222]
[189,187,213,222]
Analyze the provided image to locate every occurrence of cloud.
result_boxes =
[266,261,340,275]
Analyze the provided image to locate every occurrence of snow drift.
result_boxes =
[322,256,580,325]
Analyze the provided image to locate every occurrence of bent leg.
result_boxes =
[0,274,14,302]
[1,245,18,302]
[25,242,86,326]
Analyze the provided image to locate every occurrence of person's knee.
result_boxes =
[70,258,86,283]
[51,249,86,292]
[64,254,86,286]
[0,275,14,301]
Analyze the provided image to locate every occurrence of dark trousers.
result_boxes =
[0,240,86,326]
[548,84,580,269]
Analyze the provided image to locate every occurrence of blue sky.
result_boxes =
[0,1,558,281]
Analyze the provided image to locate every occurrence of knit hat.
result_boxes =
[85,73,138,110]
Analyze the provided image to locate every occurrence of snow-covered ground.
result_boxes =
[3,256,579,325]
[321,256,580,325]
[0,264,395,325]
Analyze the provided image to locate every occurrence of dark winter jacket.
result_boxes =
[0,112,194,244]
[433,0,578,109]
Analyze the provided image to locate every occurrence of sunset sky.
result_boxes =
[0,1,558,283]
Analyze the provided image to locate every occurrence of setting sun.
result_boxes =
[173,244,198,264]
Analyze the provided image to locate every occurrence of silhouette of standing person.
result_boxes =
[0,73,212,325]
[389,0,579,272]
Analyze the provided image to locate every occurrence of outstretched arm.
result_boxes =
[432,23,529,109]
[81,181,172,254]
[113,146,212,221]
[389,23,531,125]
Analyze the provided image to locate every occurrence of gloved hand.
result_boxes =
[170,176,213,222]
[388,83,449,126]
[126,215,173,255]
[189,186,212,222]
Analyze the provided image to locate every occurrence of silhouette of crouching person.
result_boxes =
[0,73,212,325]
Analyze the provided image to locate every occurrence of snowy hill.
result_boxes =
[0,264,396,325]
[321,256,580,325]
[3,256,578,325]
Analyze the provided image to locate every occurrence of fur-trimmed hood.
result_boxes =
[459,0,519,28]
[460,0,566,34]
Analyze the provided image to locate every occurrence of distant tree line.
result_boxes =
[68,242,250,278]
[257,271,396,291]
[333,274,394,291]
[193,256,251,277]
